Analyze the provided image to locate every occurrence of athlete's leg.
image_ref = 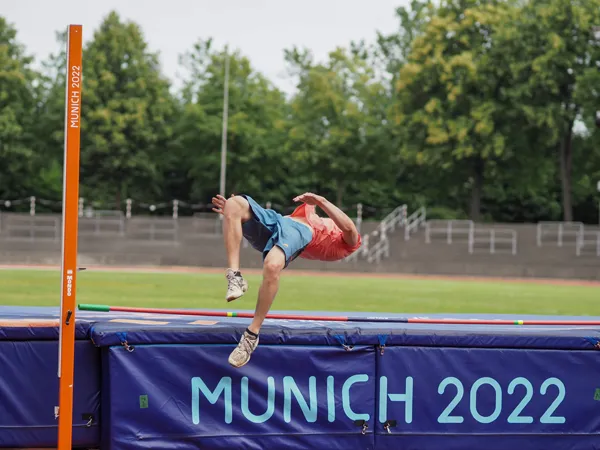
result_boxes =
[228,246,286,368]
[249,246,286,334]
[214,195,252,301]
[221,195,252,270]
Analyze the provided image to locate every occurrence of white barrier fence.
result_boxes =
[127,218,179,243]
[405,207,426,240]
[366,232,390,264]
[537,221,600,257]
[468,229,517,255]
[79,211,126,236]
[576,231,600,257]
[536,221,584,247]
[346,204,410,264]
[348,205,427,263]
[425,220,517,255]
[6,207,598,259]
[425,220,474,244]
[0,214,60,242]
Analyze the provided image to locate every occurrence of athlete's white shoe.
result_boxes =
[228,330,259,368]
[225,268,248,302]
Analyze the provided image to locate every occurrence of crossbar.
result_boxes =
[78,304,600,326]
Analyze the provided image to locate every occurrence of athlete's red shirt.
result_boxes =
[289,203,362,261]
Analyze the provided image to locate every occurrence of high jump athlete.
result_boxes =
[211,193,362,368]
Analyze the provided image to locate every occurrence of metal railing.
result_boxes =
[425,220,474,244]
[344,233,370,262]
[2,215,60,242]
[344,227,379,263]
[536,221,584,247]
[363,205,408,262]
[127,218,179,243]
[468,229,517,255]
[380,205,408,235]
[367,233,390,263]
[79,211,125,236]
[404,207,426,240]
[575,231,600,257]
[345,204,411,263]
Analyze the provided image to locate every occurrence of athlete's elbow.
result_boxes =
[342,228,360,248]
[340,221,356,234]
[340,219,358,236]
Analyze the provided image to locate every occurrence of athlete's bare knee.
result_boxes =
[263,251,285,281]
[223,196,250,221]
[263,261,282,281]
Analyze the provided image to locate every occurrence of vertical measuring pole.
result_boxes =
[57,24,82,450]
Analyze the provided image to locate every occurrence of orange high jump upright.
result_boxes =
[57,24,83,450]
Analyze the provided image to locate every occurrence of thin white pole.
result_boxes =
[597,180,600,226]
[219,46,230,198]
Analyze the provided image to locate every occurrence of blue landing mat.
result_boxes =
[3,305,599,348]
[1,307,600,449]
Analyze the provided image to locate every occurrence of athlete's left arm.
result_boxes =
[293,193,360,247]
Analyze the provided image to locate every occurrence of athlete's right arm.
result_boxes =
[293,193,360,247]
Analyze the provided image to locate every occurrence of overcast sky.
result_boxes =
[3,0,404,93]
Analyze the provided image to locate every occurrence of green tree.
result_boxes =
[177,39,289,205]
[371,0,447,213]
[0,16,39,199]
[80,11,177,208]
[33,30,69,201]
[507,0,600,221]
[571,131,600,223]
[375,0,433,84]
[284,46,394,208]
[393,0,525,220]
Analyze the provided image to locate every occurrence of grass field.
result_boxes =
[1,267,599,316]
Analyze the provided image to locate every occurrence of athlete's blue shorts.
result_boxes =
[240,195,313,268]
